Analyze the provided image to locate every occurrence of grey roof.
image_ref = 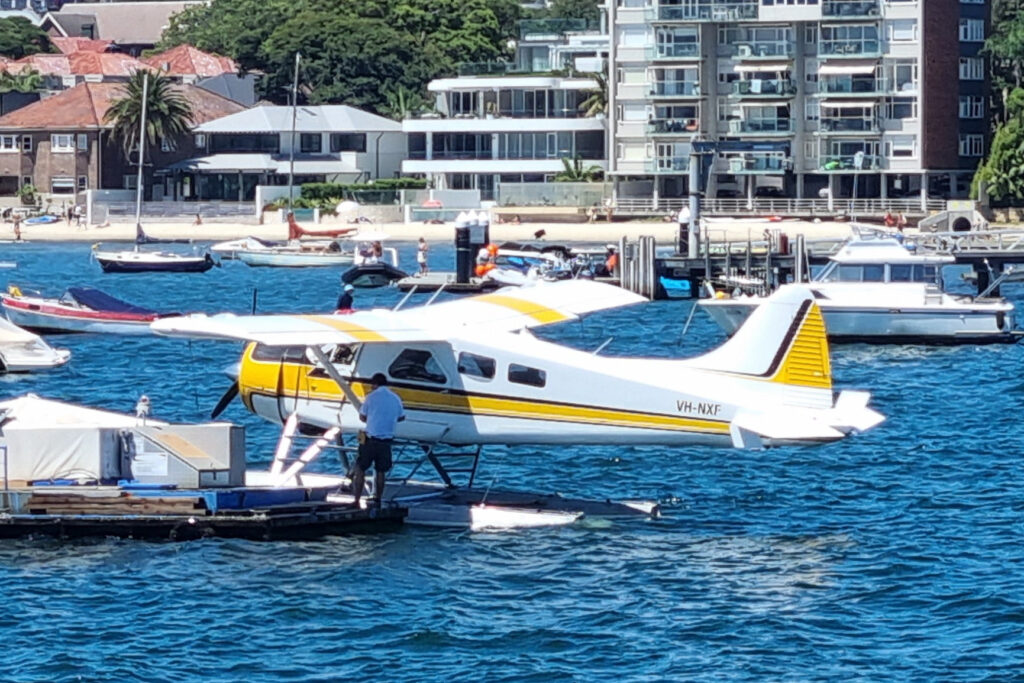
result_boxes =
[46,2,202,45]
[195,105,402,134]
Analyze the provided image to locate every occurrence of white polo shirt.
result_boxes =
[359,386,405,439]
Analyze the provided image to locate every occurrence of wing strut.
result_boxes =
[307,345,364,412]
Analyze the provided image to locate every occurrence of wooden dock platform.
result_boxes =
[0,489,405,541]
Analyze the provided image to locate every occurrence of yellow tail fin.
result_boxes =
[769,300,831,390]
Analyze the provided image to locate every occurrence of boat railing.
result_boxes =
[906,229,1024,255]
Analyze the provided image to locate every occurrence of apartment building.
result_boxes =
[403,20,609,201]
[608,0,989,205]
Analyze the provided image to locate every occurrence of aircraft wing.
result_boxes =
[397,280,647,333]
[152,280,644,345]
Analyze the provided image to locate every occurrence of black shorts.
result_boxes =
[356,437,393,473]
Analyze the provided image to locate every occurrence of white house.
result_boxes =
[162,105,405,202]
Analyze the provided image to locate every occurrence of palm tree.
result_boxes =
[554,156,604,182]
[104,69,193,158]
[579,71,608,117]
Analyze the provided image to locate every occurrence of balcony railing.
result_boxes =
[518,18,595,40]
[730,42,795,59]
[819,40,882,57]
[822,0,880,18]
[657,2,757,22]
[722,155,793,173]
[820,154,884,171]
[731,79,797,97]
[646,157,690,173]
[820,118,880,133]
[728,118,795,134]
[651,81,700,97]
[648,118,700,134]
[818,78,882,95]
[654,43,701,59]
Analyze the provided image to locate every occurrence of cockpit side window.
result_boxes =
[252,344,312,364]
[457,352,496,379]
[388,348,447,384]
[508,363,546,388]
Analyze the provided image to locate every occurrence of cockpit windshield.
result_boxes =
[815,262,941,284]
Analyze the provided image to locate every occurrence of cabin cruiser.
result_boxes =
[699,237,1019,344]
[0,316,70,372]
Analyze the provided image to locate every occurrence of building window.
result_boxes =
[123,175,137,190]
[959,134,984,157]
[50,177,75,194]
[51,134,74,152]
[77,133,87,150]
[959,57,984,80]
[77,175,87,190]
[887,19,917,42]
[959,96,984,119]
[21,136,31,152]
[329,133,366,153]
[194,133,206,148]
[885,136,916,158]
[299,133,322,154]
[959,19,984,42]
[21,176,31,188]
[0,135,17,152]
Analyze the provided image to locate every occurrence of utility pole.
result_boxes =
[287,52,301,211]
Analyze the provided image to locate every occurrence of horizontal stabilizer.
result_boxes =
[830,390,886,434]
[731,411,845,444]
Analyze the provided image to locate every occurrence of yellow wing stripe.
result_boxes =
[474,294,572,325]
[299,315,389,342]
[770,301,832,390]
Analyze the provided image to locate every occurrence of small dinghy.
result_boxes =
[1,285,180,335]
[23,214,59,225]
[0,316,70,372]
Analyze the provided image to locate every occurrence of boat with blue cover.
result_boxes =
[1,285,181,334]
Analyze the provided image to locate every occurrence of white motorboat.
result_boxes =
[235,241,354,267]
[700,237,1019,344]
[0,316,70,372]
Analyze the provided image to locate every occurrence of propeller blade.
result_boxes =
[210,382,239,419]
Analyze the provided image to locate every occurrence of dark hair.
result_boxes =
[371,373,388,387]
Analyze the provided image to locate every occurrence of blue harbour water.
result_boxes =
[1,241,1024,681]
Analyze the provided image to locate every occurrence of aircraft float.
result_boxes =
[152,280,884,451]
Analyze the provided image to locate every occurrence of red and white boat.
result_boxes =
[1,286,180,335]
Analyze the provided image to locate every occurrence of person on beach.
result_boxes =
[416,237,429,275]
[351,373,405,508]
[193,213,202,226]
[73,205,83,229]
[65,204,72,225]
[336,283,355,312]
[12,214,21,241]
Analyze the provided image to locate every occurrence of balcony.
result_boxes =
[648,118,700,135]
[650,81,701,98]
[657,2,757,22]
[731,79,797,98]
[820,154,884,171]
[721,154,792,174]
[654,43,701,60]
[819,39,882,58]
[822,1,880,19]
[819,117,880,133]
[728,118,795,135]
[818,77,883,96]
[518,18,595,40]
[730,42,795,60]
[646,157,690,173]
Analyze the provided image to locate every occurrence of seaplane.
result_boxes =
[151,280,884,528]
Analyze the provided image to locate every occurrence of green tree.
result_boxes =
[104,70,194,158]
[579,71,607,117]
[158,0,518,114]
[0,69,43,94]
[0,17,54,59]
[973,87,1024,201]
[983,1,1024,122]
[379,84,431,120]
[554,156,603,182]
[546,0,599,25]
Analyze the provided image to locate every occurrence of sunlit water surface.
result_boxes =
[0,241,1022,681]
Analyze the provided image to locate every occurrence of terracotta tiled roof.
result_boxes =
[0,82,247,131]
[143,45,237,78]
[4,52,150,77]
[51,38,113,54]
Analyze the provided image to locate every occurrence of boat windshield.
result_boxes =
[815,262,941,284]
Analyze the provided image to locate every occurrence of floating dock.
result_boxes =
[0,487,404,541]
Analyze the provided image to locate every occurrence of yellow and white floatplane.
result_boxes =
[152,280,884,528]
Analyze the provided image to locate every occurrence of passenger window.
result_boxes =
[388,349,447,384]
[252,344,310,363]
[913,265,938,283]
[837,265,862,282]
[890,265,912,282]
[509,363,546,388]
[863,265,884,282]
[458,352,496,379]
